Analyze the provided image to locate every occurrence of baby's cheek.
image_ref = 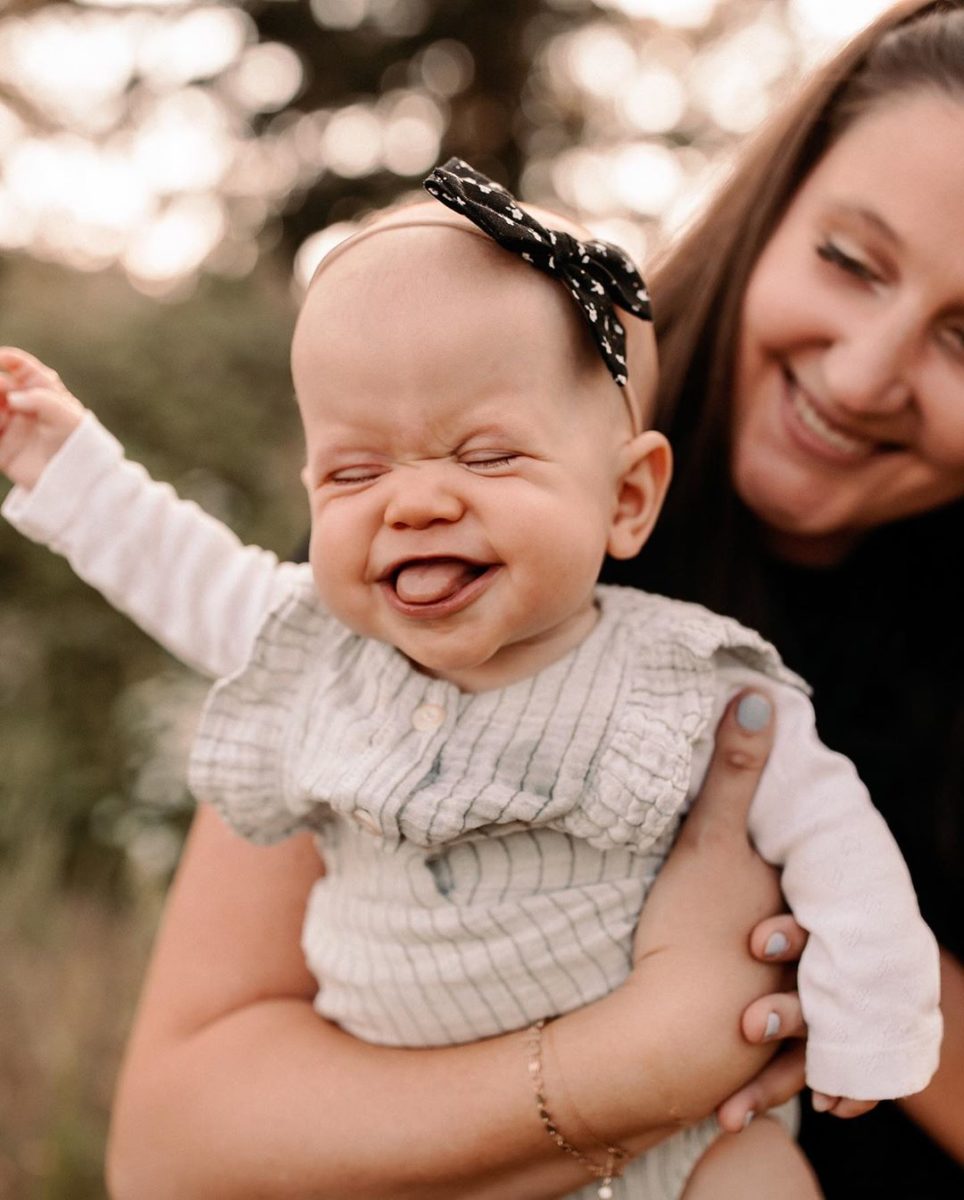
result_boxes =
[309,526,360,608]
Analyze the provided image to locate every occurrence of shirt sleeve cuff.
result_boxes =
[805,1014,944,1100]
[1,412,124,542]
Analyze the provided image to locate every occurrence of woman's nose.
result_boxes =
[383,467,465,529]
[822,316,916,416]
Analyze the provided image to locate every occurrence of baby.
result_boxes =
[0,161,942,1200]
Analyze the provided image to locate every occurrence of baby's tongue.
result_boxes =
[394,559,477,604]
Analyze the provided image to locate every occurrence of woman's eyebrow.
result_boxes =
[827,201,903,248]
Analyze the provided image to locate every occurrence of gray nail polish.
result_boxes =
[764,1012,781,1040]
[736,693,771,732]
[764,931,790,958]
[743,1110,756,1128]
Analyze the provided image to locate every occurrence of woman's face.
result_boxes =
[732,90,964,563]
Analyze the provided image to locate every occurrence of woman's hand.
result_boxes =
[658,691,812,1134]
[718,913,809,1131]
[550,691,813,1149]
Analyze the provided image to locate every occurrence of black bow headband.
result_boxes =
[423,158,652,389]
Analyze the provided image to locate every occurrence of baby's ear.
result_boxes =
[607,430,672,560]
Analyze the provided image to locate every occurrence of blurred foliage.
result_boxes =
[0,254,304,893]
[0,257,303,1198]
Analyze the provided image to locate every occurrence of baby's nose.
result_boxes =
[383,467,465,529]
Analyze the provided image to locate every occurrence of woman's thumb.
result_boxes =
[680,690,776,842]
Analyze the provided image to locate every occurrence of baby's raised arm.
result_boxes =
[1,348,297,677]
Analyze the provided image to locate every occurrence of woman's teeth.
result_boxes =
[790,386,871,456]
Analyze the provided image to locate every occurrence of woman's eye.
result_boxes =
[816,240,880,284]
[462,454,518,472]
[938,323,964,356]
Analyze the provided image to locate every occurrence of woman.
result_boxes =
[604,0,964,1193]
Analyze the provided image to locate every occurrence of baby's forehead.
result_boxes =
[296,201,658,430]
[300,222,595,370]
[307,216,557,307]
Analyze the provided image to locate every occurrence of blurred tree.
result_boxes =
[251,0,543,252]
[0,0,877,291]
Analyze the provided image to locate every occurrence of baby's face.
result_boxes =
[293,225,664,691]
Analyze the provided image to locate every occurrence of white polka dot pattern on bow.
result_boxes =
[423,157,652,389]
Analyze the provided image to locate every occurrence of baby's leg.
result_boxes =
[681,1117,822,1200]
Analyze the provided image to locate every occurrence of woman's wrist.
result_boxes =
[543,979,689,1154]
[532,1018,630,1192]
[546,943,787,1155]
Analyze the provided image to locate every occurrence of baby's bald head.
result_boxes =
[292,199,658,440]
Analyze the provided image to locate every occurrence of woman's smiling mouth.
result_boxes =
[781,368,897,465]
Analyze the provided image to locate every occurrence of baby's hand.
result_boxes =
[811,1092,878,1119]
[0,347,86,489]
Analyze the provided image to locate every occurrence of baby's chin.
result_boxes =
[393,635,512,689]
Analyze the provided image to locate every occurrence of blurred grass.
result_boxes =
[0,255,307,1198]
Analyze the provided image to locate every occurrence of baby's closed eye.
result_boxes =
[460,452,520,472]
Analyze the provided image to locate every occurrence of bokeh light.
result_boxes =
[790,0,895,44]
[596,0,719,29]
[0,0,905,291]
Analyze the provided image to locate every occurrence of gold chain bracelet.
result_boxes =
[527,1019,627,1199]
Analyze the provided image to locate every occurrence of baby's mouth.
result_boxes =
[390,558,490,605]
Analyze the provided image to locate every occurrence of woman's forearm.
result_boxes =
[897,948,964,1165]
[109,996,635,1200]
[108,961,775,1200]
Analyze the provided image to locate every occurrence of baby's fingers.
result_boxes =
[0,346,62,389]
[0,383,85,487]
[3,386,82,425]
[812,1094,877,1119]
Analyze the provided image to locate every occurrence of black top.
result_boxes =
[756,546,963,1199]
[604,500,964,1197]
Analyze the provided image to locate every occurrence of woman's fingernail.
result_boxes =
[736,693,771,732]
[812,1093,833,1113]
[764,1012,781,1040]
[743,1110,756,1128]
[6,391,27,408]
[764,931,790,958]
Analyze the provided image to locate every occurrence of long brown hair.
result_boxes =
[615,0,964,619]
[607,0,964,953]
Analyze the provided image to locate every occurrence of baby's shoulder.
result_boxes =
[231,564,358,678]
[596,584,805,692]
